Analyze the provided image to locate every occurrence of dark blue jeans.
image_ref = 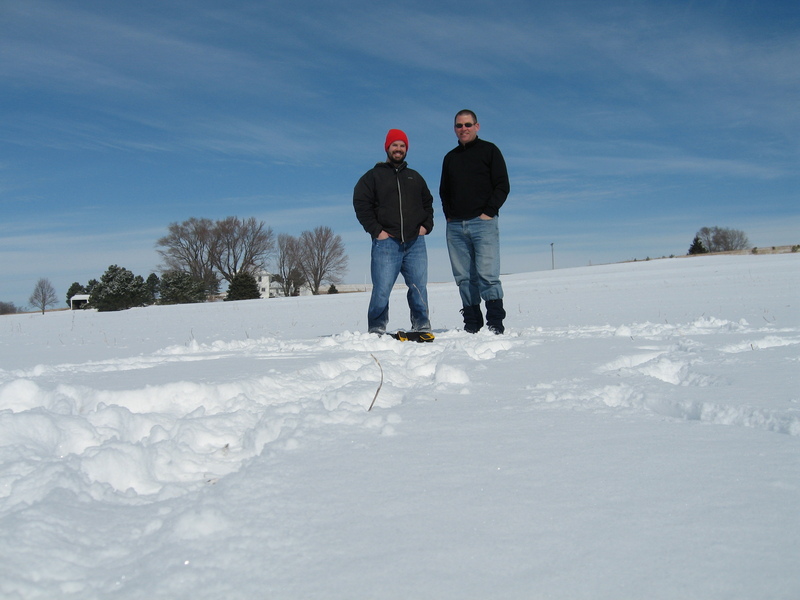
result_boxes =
[368,236,430,333]
[446,217,503,307]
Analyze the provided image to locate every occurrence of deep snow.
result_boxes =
[0,254,798,599]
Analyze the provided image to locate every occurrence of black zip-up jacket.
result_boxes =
[440,137,510,220]
[353,161,434,242]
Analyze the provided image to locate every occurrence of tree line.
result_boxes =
[688,226,750,255]
[156,217,347,299]
[55,217,348,312]
[2,223,756,315]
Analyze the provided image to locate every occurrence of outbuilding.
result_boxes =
[69,294,90,310]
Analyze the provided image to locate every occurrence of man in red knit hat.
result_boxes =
[353,129,434,335]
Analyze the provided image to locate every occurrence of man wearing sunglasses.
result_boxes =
[440,110,510,334]
[354,129,434,335]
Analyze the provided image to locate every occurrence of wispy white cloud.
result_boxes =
[1,0,797,306]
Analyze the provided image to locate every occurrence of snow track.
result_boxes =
[0,254,798,599]
[2,317,797,507]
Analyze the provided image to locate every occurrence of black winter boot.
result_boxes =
[485,299,506,334]
[459,304,484,333]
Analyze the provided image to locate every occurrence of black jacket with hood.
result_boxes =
[353,161,434,242]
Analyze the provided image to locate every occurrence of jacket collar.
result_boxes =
[379,160,407,171]
[458,136,480,150]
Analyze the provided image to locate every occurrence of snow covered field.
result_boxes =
[1,254,798,599]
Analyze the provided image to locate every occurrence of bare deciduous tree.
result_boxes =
[276,233,306,297]
[719,228,750,251]
[29,278,59,314]
[297,226,348,295]
[696,227,750,253]
[209,216,275,283]
[157,216,276,294]
[156,217,219,295]
[157,218,342,297]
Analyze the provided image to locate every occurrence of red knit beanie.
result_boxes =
[385,129,409,152]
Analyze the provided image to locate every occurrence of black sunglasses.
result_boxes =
[454,122,475,129]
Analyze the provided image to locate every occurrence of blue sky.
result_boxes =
[2,0,798,308]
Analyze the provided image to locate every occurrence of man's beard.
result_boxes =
[387,150,406,165]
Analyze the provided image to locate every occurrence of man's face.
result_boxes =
[454,114,480,145]
[387,140,407,164]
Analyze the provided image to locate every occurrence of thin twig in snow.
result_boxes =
[368,353,383,412]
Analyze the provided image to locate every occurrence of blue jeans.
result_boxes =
[446,217,503,307]
[368,236,430,333]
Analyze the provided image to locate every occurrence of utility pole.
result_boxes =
[551,243,555,270]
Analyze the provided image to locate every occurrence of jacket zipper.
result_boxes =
[395,167,405,243]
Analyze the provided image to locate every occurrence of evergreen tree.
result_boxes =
[91,265,148,312]
[158,271,206,305]
[145,273,161,304]
[66,282,87,306]
[225,271,260,301]
[85,279,99,297]
[688,235,708,255]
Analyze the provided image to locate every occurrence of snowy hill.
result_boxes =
[1,254,798,599]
